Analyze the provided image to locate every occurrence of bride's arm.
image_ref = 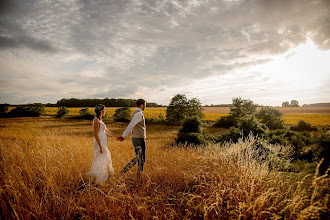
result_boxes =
[93,118,102,153]
[105,129,119,138]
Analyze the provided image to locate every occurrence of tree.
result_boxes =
[113,107,131,122]
[166,94,204,125]
[256,106,284,130]
[230,97,257,119]
[290,100,299,107]
[282,101,290,107]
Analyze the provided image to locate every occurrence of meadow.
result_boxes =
[0,117,329,219]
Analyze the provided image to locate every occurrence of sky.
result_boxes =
[0,0,329,106]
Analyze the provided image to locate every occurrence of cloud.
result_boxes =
[0,0,329,105]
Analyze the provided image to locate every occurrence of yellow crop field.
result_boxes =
[6,107,330,126]
[283,114,330,126]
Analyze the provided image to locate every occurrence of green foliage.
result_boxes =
[7,103,45,117]
[217,127,241,143]
[256,106,284,130]
[145,113,167,125]
[213,115,236,128]
[0,104,9,114]
[55,106,69,118]
[290,120,317,132]
[230,97,257,119]
[166,94,204,126]
[237,115,268,138]
[77,108,94,120]
[175,117,209,146]
[113,107,131,122]
[282,100,299,107]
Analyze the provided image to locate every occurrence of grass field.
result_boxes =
[0,117,329,219]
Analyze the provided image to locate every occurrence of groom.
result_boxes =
[118,99,146,177]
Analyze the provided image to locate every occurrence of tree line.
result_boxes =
[56,98,162,107]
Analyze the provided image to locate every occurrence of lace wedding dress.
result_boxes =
[87,119,114,183]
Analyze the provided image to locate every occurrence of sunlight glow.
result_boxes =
[254,40,330,90]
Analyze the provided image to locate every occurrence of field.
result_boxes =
[0,117,329,219]
[35,106,330,126]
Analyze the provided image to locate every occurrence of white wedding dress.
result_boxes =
[87,118,114,183]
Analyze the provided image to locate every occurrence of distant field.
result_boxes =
[202,107,330,114]
[6,106,330,126]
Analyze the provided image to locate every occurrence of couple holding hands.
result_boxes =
[87,99,147,183]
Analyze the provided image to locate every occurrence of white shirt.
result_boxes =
[122,109,144,138]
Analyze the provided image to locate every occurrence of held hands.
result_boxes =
[117,136,124,142]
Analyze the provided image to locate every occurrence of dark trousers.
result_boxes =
[121,138,146,175]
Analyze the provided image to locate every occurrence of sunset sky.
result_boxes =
[0,0,329,106]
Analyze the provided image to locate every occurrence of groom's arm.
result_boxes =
[121,112,143,139]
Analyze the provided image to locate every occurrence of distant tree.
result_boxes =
[256,106,284,130]
[213,97,257,128]
[230,97,257,119]
[290,100,299,107]
[166,94,204,125]
[282,101,290,107]
[56,106,69,118]
[113,107,131,122]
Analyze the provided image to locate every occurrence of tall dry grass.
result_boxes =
[0,118,329,219]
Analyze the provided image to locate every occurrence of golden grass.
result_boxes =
[1,118,329,219]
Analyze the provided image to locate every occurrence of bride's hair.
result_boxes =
[95,104,105,119]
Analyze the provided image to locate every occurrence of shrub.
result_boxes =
[7,103,45,117]
[213,115,236,128]
[113,107,131,122]
[237,115,268,138]
[175,117,209,146]
[0,104,9,114]
[78,108,94,120]
[290,120,317,132]
[166,94,204,126]
[56,106,69,118]
[217,126,241,143]
[256,106,284,130]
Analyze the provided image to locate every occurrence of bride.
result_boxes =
[87,104,118,183]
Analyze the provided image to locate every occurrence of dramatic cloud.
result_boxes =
[0,0,329,105]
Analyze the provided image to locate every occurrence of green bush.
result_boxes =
[113,107,131,122]
[175,117,209,146]
[237,115,268,138]
[78,108,94,120]
[213,115,236,128]
[290,120,317,132]
[7,103,45,117]
[217,126,241,143]
[256,106,284,130]
[56,106,69,118]
[0,104,9,114]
